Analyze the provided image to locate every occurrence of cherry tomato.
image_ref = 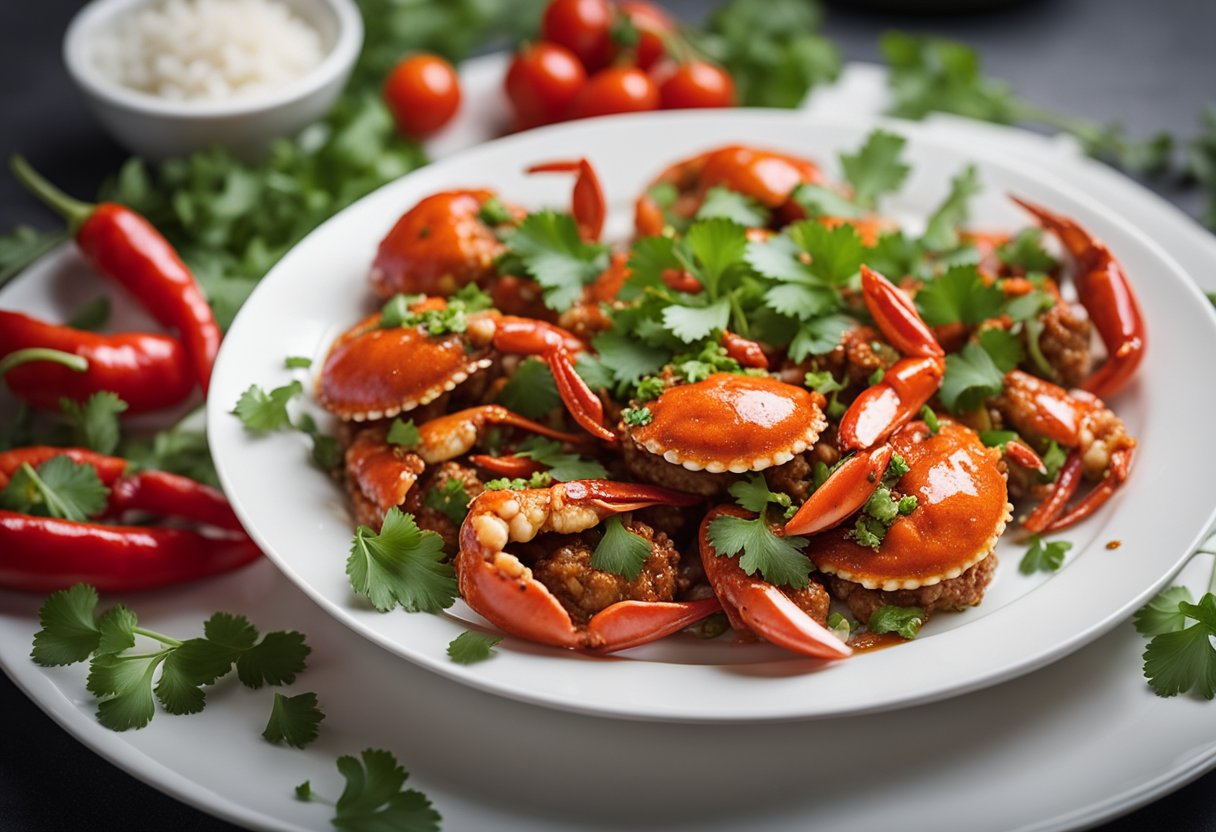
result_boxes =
[569,66,661,119]
[618,1,674,70]
[383,53,461,138]
[505,42,588,130]
[542,0,615,72]
[658,61,736,110]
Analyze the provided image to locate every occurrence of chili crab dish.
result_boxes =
[313,130,1141,661]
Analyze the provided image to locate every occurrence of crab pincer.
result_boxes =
[1011,196,1145,400]
[456,480,720,652]
[700,505,852,661]
[525,158,606,242]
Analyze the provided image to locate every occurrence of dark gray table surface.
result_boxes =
[2,1,1215,829]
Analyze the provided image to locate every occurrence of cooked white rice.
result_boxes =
[91,0,325,102]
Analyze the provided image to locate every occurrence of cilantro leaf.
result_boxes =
[387,418,421,449]
[30,584,102,666]
[764,283,837,321]
[591,331,669,387]
[684,218,749,297]
[728,474,792,514]
[997,229,1057,273]
[263,691,325,749]
[663,298,732,343]
[804,370,843,395]
[839,129,910,209]
[1143,594,1216,699]
[590,516,653,580]
[447,630,504,665]
[423,478,471,526]
[347,508,457,613]
[323,748,441,832]
[786,221,864,286]
[938,342,1005,414]
[95,605,138,656]
[495,358,561,419]
[621,407,653,427]
[60,392,128,455]
[706,514,812,588]
[977,328,1024,373]
[87,652,166,731]
[1018,535,1073,574]
[514,436,607,482]
[232,381,302,433]
[1003,289,1056,323]
[921,165,981,251]
[788,314,853,362]
[1134,586,1195,637]
[502,211,608,311]
[237,630,311,689]
[1,457,110,522]
[0,225,70,289]
[789,183,864,219]
[155,651,209,715]
[882,32,1020,124]
[868,605,924,639]
[915,266,1004,326]
[696,186,771,227]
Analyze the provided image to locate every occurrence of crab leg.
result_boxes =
[701,506,851,660]
[488,317,615,443]
[415,405,588,464]
[525,159,606,242]
[457,480,718,652]
[468,455,547,478]
[1044,446,1134,532]
[784,445,893,537]
[1011,196,1145,400]
[837,266,945,451]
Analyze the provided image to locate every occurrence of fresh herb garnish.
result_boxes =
[263,691,325,749]
[1019,535,1073,574]
[495,357,561,419]
[707,476,812,588]
[422,478,470,526]
[447,630,504,665]
[347,508,457,614]
[31,584,310,731]
[499,211,609,311]
[513,436,607,481]
[839,129,911,209]
[295,748,441,832]
[387,417,422,450]
[591,516,653,580]
[868,604,924,639]
[0,457,110,522]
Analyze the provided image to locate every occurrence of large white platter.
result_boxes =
[207,108,1216,722]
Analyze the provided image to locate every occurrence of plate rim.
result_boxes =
[207,107,1216,722]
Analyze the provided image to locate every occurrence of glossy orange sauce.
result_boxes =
[631,374,822,468]
[809,421,1008,584]
[848,631,906,654]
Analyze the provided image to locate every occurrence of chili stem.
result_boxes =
[0,347,88,377]
[132,626,183,648]
[10,155,94,231]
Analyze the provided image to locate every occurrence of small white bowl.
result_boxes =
[63,0,363,160]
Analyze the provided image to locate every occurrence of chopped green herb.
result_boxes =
[495,358,561,419]
[232,381,302,433]
[483,471,553,491]
[284,356,313,369]
[477,196,514,226]
[500,211,609,311]
[514,436,607,481]
[591,516,653,580]
[1019,535,1073,574]
[921,165,982,251]
[422,478,470,526]
[0,457,109,522]
[868,605,924,639]
[920,405,940,434]
[916,265,1004,326]
[295,748,441,832]
[706,513,812,588]
[622,407,653,427]
[938,342,1005,414]
[263,691,325,749]
[839,129,910,209]
[387,418,421,450]
[695,186,771,227]
[447,630,504,665]
[59,392,128,455]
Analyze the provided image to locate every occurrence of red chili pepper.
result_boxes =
[11,156,221,396]
[0,447,261,592]
[106,470,245,533]
[0,310,194,413]
[0,512,261,593]
[0,446,127,488]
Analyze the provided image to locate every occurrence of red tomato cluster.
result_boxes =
[506,0,736,131]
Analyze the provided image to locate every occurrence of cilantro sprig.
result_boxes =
[0,456,110,522]
[447,630,504,665]
[233,376,341,471]
[31,584,312,732]
[295,748,441,832]
[347,508,457,613]
[706,476,813,588]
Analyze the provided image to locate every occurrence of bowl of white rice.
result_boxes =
[64,0,363,159]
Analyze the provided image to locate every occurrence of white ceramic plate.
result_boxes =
[207,108,1216,722]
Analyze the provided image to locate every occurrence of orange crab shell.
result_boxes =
[369,189,518,299]
[316,314,491,422]
[628,373,827,473]
[809,420,1011,591]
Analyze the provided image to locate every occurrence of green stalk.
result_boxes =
[10,155,95,231]
[133,626,183,648]
[0,348,88,377]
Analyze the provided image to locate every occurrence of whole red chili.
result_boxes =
[10,156,221,396]
[0,512,261,593]
[0,310,194,413]
[0,448,261,592]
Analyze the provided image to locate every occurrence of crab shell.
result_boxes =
[810,420,1012,591]
[369,189,518,299]
[315,314,491,422]
[627,373,827,473]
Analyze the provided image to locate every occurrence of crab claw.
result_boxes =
[700,506,851,661]
[525,158,606,242]
[783,445,894,537]
[486,316,615,443]
[837,266,945,451]
[457,480,718,652]
[1011,196,1145,400]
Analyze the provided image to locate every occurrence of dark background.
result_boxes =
[2,0,1215,829]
